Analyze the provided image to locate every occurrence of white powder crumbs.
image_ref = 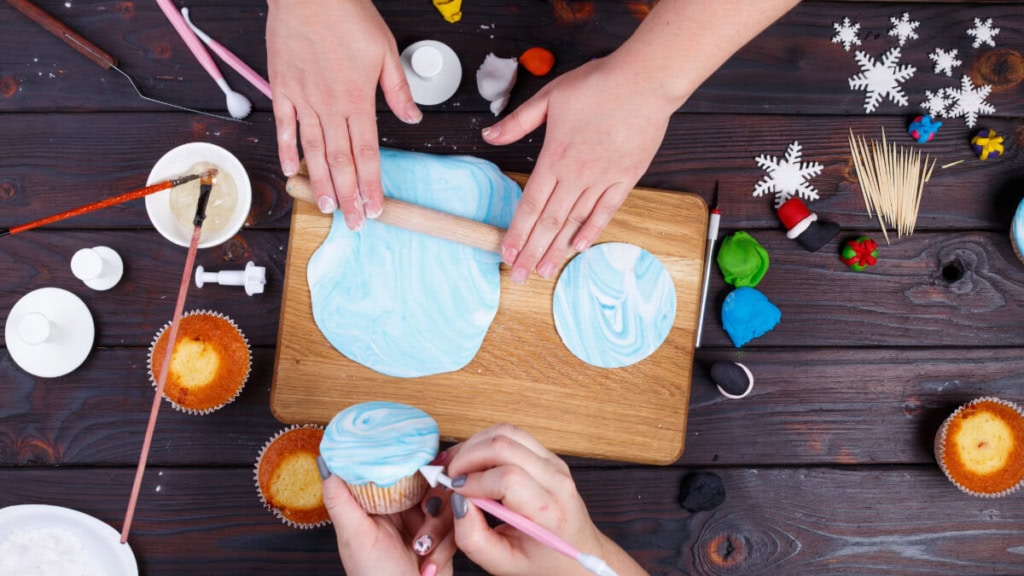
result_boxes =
[0,528,98,576]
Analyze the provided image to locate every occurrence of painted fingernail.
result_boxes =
[317,196,337,214]
[413,534,434,556]
[421,563,438,576]
[511,267,528,284]
[501,247,518,266]
[344,212,364,231]
[451,475,467,488]
[451,493,468,519]
[282,160,298,177]
[316,455,331,480]
[537,261,556,279]
[424,496,442,517]
[574,237,591,252]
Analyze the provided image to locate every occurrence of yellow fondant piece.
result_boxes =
[433,0,462,23]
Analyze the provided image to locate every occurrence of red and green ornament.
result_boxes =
[841,236,878,271]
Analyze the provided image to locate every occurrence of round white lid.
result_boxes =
[6,287,95,378]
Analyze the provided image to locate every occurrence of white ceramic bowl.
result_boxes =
[145,142,251,249]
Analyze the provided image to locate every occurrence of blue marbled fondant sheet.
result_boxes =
[307,149,520,378]
[552,242,677,369]
[320,401,439,486]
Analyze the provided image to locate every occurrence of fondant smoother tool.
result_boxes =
[420,465,620,576]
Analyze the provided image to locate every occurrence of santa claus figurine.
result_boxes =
[776,197,840,252]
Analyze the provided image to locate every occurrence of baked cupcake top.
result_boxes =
[320,402,439,487]
[939,398,1024,495]
[149,310,251,414]
[256,425,329,528]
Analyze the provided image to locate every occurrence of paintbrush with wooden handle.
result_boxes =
[285,173,505,255]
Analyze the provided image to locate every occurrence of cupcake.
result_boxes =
[255,425,330,528]
[1011,197,1024,265]
[148,310,251,414]
[935,397,1024,497]
[320,401,439,514]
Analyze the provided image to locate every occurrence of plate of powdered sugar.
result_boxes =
[0,504,138,576]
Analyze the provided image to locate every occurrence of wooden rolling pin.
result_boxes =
[285,173,505,254]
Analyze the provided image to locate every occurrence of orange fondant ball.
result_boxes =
[520,47,555,76]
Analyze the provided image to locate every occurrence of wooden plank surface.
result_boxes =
[1,0,1023,574]
[273,182,707,465]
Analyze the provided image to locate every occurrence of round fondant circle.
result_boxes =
[401,40,462,106]
[6,287,95,378]
[552,242,677,369]
[145,142,252,249]
[307,149,520,378]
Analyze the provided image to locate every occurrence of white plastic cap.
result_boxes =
[71,248,104,281]
[19,312,53,345]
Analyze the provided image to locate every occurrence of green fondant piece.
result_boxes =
[716,231,769,287]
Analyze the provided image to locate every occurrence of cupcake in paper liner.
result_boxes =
[934,397,1024,498]
[1011,197,1024,266]
[255,424,331,529]
[320,401,439,515]
[147,309,251,415]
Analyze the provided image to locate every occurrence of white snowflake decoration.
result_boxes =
[942,75,995,128]
[967,17,999,48]
[929,48,962,77]
[848,48,917,113]
[832,17,862,51]
[921,89,950,117]
[888,12,920,46]
[753,141,823,208]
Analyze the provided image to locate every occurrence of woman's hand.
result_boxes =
[266,0,421,229]
[318,455,455,576]
[446,424,647,576]
[483,55,681,284]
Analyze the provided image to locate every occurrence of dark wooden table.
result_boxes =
[2,1,1023,574]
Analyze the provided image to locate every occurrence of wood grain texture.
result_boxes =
[1,466,1022,576]
[273,181,706,464]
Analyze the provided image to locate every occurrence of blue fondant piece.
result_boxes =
[307,149,521,378]
[721,287,781,347]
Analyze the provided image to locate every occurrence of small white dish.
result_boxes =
[5,287,94,378]
[145,142,251,249]
[401,40,462,106]
[0,504,138,576]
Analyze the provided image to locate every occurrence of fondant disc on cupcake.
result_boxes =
[148,310,251,414]
[320,401,439,514]
[255,425,330,528]
[552,242,676,369]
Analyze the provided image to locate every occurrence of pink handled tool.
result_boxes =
[420,466,619,576]
[181,7,272,100]
[155,0,252,119]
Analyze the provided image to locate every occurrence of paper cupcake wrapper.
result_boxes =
[254,424,331,529]
[346,474,428,515]
[934,396,1024,498]
[147,309,252,415]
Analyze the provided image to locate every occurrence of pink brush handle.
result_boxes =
[469,496,580,560]
[155,0,224,82]
[193,26,271,99]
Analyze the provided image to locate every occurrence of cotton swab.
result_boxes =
[155,0,252,120]
[181,8,272,100]
[419,466,619,576]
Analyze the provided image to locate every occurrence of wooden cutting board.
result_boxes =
[272,174,707,465]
